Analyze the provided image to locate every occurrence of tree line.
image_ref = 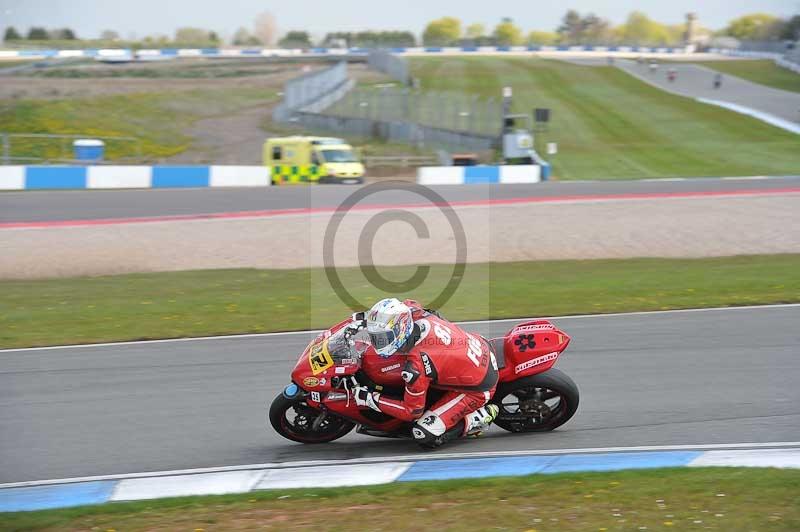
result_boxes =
[423,11,800,47]
[3,11,798,48]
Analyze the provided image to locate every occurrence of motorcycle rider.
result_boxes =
[352,298,500,448]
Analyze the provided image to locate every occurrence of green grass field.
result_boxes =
[0,88,276,162]
[1,468,797,531]
[696,59,800,94]
[1,254,798,348]
[409,57,800,180]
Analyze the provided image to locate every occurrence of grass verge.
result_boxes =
[409,57,800,180]
[696,60,800,94]
[1,254,798,349]
[1,467,798,531]
[0,88,276,161]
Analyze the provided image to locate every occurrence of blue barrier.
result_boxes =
[0,166,274,191]
[464,166,499,184]
[25,166,86,189]
[151,166,209,188]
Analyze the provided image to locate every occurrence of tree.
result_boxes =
[278,31,312,48]
[781,15,800,40]
[174,27,215,44]
[527,31,558,45]
[724,13,783,40]
[557,10,614,44]
[465,23,485,40]
[493,19,523,45]
[422,16,461,46]
[557,10,583,43]
[4,26,21,41]
[100,29,120,41]
[142,34,170,46]
[254,11,277,46]
[50,28,76,40]
[618,11,671,45]
[233,27,261,46]
[27,27,48,40]
[580,14,612,44]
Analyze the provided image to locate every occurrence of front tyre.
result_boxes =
[269,394,355,444]
[491,368,579,433]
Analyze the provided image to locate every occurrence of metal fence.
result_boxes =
[326,86,502,137]
[712,40,800,71]
[367,49,410,85]
[736,40,796,54]
[286,112,498,151]
[272,60,503,150]
[272,61,351,121]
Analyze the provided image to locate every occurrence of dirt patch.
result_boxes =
[166,103,276,164]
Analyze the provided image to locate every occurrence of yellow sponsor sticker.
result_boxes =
[303,376,320,387]
[309,341,334,375]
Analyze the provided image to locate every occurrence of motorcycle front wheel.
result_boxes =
[491,368,579,433]
[269,394,355,444]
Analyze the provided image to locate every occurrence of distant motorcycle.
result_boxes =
[667,69,677,83]
[270,315,579,444]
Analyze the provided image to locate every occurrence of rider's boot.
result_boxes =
[463,404,500,437]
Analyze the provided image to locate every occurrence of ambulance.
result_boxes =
[263,136,365,185]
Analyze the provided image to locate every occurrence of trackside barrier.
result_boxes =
[0,46,692,61]
[417,165,544,185]
[0,166,271,190]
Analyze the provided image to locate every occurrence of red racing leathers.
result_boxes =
[372,301,499,439]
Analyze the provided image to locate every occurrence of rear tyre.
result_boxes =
[269,394,355,444]
[491,368,579,433]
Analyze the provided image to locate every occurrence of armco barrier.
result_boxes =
[0,166,270,190]
[417,165,544,185]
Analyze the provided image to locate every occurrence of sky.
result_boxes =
[1,0,797,41]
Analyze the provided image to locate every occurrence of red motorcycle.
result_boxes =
[270,313,579,444]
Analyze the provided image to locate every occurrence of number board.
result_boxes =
[309,341,334,375]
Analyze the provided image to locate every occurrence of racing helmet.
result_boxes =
[366,298,413,358]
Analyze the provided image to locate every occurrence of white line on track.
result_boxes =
[2,303,798,354]
[2,441,798,489]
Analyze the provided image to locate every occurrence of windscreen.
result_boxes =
[325,327,369,361]
[321,149,358,163]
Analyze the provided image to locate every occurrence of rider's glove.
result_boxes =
[353,386,381,412]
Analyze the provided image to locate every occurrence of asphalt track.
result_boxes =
[1,305,798,484]
[2,176,799,223]
[616,60,800,125]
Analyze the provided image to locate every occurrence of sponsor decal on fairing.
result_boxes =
[514,351,560,374]
[516,323,555,332]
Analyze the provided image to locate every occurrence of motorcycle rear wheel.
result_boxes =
[269,394,355,444]
[491,368,579,433]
